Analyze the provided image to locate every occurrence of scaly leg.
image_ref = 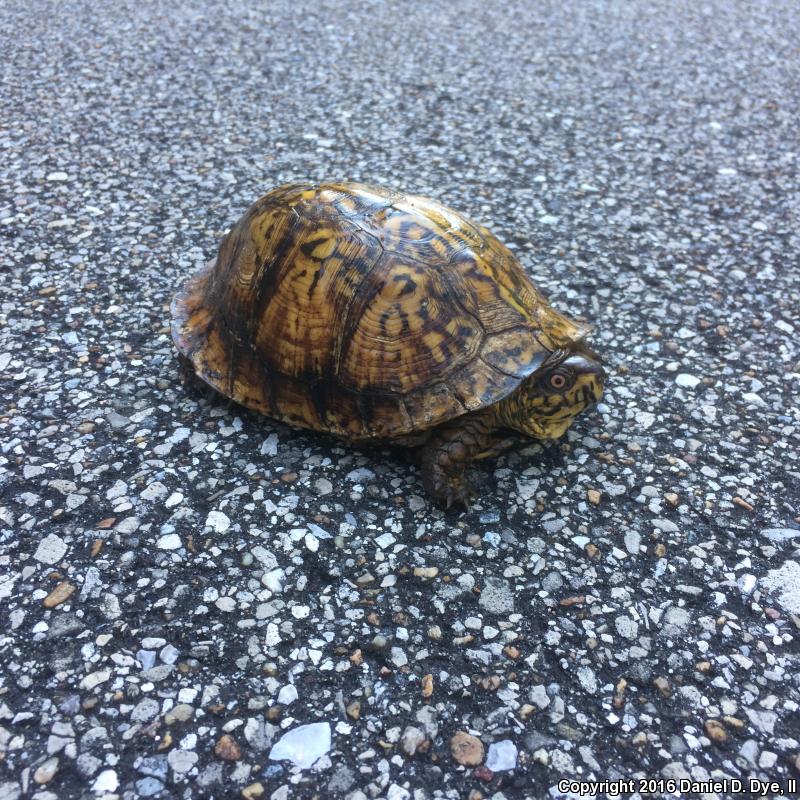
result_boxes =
[420,411,500,509]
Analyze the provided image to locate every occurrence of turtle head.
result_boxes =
[500,347,606,440]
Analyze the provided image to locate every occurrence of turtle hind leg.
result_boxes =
[419,411,499,510]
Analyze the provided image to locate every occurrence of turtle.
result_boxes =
[171,181,606,507]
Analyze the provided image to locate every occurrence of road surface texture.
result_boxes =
[1,0,799,798]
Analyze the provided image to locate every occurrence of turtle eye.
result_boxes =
[546,368,574,391]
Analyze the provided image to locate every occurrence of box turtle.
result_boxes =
[171,182,605,507]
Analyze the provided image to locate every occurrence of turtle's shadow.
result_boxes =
[175,365,565,509]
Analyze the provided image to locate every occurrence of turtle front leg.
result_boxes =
[420,412,501,509]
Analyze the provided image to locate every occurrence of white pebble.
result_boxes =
[485,740,518,771]
[205,510,230,533]
[315,478,333,495]
[269,722,331,769]
[675,373,701,388]
[215,597,236,612]
[34,534,67,564]
[92,770,118,792]
[277,684,298,705]
[157,533,182,550]
[165,492,184,508]
[80,669,110,690]
[737,573,757,595]
[265,623,281,646]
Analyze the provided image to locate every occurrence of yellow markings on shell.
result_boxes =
[310,232,337,260]
[340,261,483,394]
[252,224,378,379]
[471,251,533,321]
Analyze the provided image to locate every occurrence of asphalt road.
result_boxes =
[1,1,799,798]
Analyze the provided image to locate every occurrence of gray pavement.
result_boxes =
[1,0,799,798]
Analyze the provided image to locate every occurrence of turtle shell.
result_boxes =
[171,182,587,440]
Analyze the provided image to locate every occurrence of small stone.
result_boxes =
[269,722,331,769]
[157,533,182,550]
[704,719,727,743]
[346,700,361,720]
[759,751,778,769]
[654,676,672,697]
[205,510,230,533]
[676,373,701,388]
[529,685,550,709]
[131,698,160,722]
[587,489,601,505]
[375,532,396,549]
[165,492,183,508]
[315,478,333,495]
[400,726,427,756]
[215,596,236,612]
[167,749,198,774]
[623,531,641,554]
[164,704,194,724]
[421,674,433,698]
[413,566,439,579]
[92,770,118,792]
[34,534,67,564]
[616,616,639,640]
[242,782,265,799]
[47,171,69,181]
[738,573,757,595]
[761,561,800,614]
[80,669,110,690]
[450,732,484,766]
[43,581,76,608]
[160,644,180,664]
[485,740,517,772]
[277,684,298,705]
[34,757,59,784]
[478,578,514,614]
[215,734,242,761]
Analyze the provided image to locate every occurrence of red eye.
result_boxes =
[550,373,566,389]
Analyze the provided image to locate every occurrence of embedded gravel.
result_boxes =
[2,1,799,799]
